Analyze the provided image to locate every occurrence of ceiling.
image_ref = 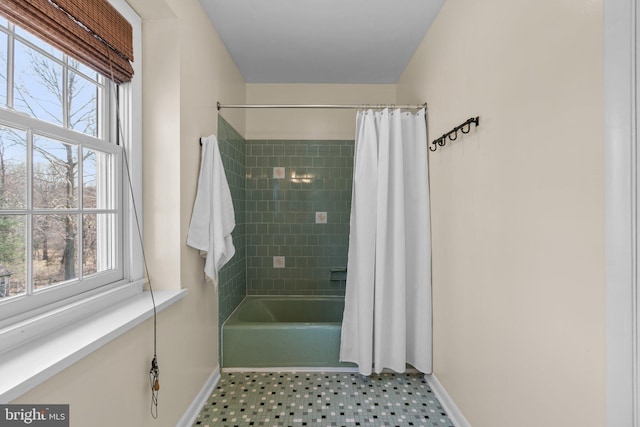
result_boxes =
[199,0,445,84]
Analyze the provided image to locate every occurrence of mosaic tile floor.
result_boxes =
[193,371,455,427]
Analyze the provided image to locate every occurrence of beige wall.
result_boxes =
[244,84,396,140]
[397,1,605,426]
[13,1,246,426]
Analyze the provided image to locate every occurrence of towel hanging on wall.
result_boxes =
[187,134,236,282]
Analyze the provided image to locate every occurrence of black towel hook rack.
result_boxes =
[430,116,479,152]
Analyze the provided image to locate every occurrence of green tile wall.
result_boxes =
[245,140,354,296]
[216,116,246,325]
[211,119,355,323]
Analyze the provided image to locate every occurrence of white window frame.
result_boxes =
[0,0,144,355]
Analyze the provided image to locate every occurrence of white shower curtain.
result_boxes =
[340,108,432,375]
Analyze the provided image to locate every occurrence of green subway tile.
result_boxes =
[299,257,310,269]
[279,181,291,192]
[262,212,274,223]
[312,157,325,167]
[318,235,330,245]
[279,246,290,257]
[341,145,353,156]
[248,234,262,245]
[336,177,349,189]
[245,190,256,201]
[280,156,292,167]
[256,201,269,212]
[267,223,279,235]
[285,202,298,212]
[329,146,341,156]
[311,179,324,190]
[306,146,318,156]
[273,234,285,246]
[299,246,313,257]
[277,201,289,212]
[323,156,337,167]
[246,201,257,213]
[279,223,291,234]
[256,156,269,167]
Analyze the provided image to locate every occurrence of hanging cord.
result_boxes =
[104,48,160,418]
[120,142,160,418]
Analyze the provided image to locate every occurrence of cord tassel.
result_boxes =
[149,355,160,418]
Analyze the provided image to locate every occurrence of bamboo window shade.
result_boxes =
[0,0,134,84]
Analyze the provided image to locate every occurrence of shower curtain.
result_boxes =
[340,108,432,375]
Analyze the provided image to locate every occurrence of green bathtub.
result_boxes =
[222,296,356,368]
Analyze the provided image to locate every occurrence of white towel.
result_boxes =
[187,134,236,282]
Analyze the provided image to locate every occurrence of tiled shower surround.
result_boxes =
[216,117,247,324]
[216,116,354,327]
[245,140,353,296]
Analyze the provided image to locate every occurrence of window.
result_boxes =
[0,18,132,321]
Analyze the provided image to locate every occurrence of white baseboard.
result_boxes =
[176,366,221,427]
[425,373,472,427]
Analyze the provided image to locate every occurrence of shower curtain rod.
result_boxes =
[217,102,427,110]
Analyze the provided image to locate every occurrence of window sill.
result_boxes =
[0,288,187,403]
